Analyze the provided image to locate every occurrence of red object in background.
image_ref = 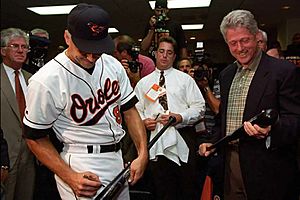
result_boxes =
[201,176,213,200]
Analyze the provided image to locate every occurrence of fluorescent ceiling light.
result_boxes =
[196,42,204,48]
[27,5,76,15]
[182,24,204,30]
[108,28,119,33]
[149,0,211,9]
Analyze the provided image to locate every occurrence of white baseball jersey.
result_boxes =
[24,51,136,144]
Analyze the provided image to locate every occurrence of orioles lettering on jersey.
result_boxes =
[70,77,121,126]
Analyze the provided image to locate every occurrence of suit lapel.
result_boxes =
[244,54,271,120]
[22,69,31,84]
[221,63,238,110]
[1,64,21,122]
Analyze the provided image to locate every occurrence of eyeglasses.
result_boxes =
[4,44,30,52]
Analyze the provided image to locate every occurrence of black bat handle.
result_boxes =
[206,109,278,151]
[148,116,176,149]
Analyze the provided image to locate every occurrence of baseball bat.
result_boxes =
[206,109,279,151]
[95,116,176,200]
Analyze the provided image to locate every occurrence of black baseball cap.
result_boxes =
[67,3,114,54]
[155,0,168,9]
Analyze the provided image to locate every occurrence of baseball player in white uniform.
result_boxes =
[23,3,148,200]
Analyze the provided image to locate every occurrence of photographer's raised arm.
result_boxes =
[203,86,220,115]
[196,77,220,115]
[141,29,155,52]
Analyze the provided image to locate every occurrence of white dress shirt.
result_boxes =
[135,67,205,165]
[3,64,27,95]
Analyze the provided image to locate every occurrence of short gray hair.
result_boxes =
[31,28,49,39]
[259,29,268,42]
[1,28,29,47]
[220,10,258,42]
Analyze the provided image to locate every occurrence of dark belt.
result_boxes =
[87,142,121,153]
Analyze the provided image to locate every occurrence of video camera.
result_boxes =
[29,35,50,59]
[155,12,167,32]
[28,35,51,68]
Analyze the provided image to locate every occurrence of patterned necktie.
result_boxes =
[15,70,26,122]
[158,70,168,110]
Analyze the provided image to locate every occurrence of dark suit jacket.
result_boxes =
[0,128,9,168]
[218,53,300,200]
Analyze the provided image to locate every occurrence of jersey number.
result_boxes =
[113,106,122,124]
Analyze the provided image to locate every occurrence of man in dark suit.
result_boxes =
[1,28,35,200]
[199,10,300,200]
[1,127,10,200]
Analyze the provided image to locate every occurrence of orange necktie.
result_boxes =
[15,70,26,122]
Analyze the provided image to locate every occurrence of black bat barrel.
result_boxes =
[207,109,279,151]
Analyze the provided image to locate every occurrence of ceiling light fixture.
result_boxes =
[182,24,204,30]
[281,5,290,10]
[108,28,119,33]
[27,5,77,15]
[149,0,211,9]
[190,37,196,40]
[196,42,204,48]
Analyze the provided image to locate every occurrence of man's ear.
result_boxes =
[172,54,176,63]
[1,48,6,57]
[64,30,71,46]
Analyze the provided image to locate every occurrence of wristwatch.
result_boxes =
[1,166,9,170]
[203,87,210,93]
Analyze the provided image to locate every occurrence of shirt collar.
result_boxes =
[236,50,262,72]
[3,63,21,75]
[155,66,174,76]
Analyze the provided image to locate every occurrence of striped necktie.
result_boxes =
[158,70,168,110]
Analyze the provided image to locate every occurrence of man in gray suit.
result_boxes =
[1,28,35,200]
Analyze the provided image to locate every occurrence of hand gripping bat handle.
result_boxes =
[95,116,176,200]
[207,109,278,151]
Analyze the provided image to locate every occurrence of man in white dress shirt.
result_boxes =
[135,36,205,200]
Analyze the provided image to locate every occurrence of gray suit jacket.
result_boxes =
[0,63,33,169]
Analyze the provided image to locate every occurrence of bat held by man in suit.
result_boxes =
[207,109,279,151]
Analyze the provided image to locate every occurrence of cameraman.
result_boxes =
[23,28,51,74]
[194,60,223,200]
[141,0,187,61]
[114,35,155,88]
[194,62,220,115]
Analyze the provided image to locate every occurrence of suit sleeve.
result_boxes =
[270,65,300,149]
